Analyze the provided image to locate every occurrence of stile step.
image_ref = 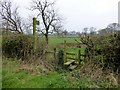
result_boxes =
[68,65,78,70]
[64,60,75,66]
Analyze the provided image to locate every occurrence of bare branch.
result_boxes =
[31,0,63,44]
[0,0,24,33]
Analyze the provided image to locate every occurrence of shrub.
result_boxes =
[2,33,46,60]
[80,33,120,73]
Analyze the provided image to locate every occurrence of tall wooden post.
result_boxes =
[33,17,37,52]
[64,40,66,63]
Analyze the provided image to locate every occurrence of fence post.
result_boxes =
[78,49,81,65]
[64,40,66,63]
[33,17,37,52]
[58,50,64,67]
[84,48,87,62]
[85,48,90,62]
[53,48,57,64]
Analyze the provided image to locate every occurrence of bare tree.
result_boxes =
[62,30,68,36]
[107,23,120,34]
[83,27,88,36]
[52,22,64,36]
[31,0,62,44]
[0,0,24,34]
[89,27,96,35]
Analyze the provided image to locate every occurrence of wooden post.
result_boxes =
[64,40,66,63]
[58,50,64,67]
[84,48,87,62]
[53,48,57,64]
[78,49,81,65]
[33,17,37,52]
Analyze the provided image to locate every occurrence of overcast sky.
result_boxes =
[12,0,120,32]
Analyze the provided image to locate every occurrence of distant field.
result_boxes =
[49,37,79,46]
[39,36,79,46]
[66,48,85,61]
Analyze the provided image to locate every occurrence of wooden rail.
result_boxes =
[67,57,78,60]
[63,40,89,66]
[46,40,90,68]
[66,52,76,55]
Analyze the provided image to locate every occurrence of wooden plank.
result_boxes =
[66,52,76,55]
[64,40,67,62]
[68,65,78,70]
[80,54,86,56]
[67,57,78,60]
[64,60,75,65]
[46,51,54,53]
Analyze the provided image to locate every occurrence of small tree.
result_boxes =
[107,23,120,34]
[89,27,96,35]
[31,0,62,44]
[0,0,24,33]
[83,27,88,36]
[62,30,68,36]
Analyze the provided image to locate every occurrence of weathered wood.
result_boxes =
[64,60,75,66]
[58,50,64,67]
[66,52,76,55]
[33,17,36,52]
[54,48,57,64]
[80,54,86,56]
[78,49,80,65]
[64,40,67,62]
[67,57,78,60]
[68,65,78,70]
[46,51,54,53]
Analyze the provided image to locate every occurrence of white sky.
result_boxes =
[12,0,120,32]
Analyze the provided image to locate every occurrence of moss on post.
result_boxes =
[58,49,64,67]
[64,40,66,63]
[33,17,37,52]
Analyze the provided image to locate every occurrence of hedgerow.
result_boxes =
[2,33,46,60]
[80,33,120,73]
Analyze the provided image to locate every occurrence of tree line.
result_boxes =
[0,0,63,44]
[0,0,120,44]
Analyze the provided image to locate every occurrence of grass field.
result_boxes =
[39,36,79,47]
[2,58,97,88]
[66,48,85,62]
[49,37,79,46]
[2,57,117,88]
[3,58,118,88]
[43,36,86,64]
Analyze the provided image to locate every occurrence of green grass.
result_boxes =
[39,36,79,47]
[3,58,118,88]
[39,36,85,64]
[2,58,97,88]
[66,48,85,62]
[49,37,79,46]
